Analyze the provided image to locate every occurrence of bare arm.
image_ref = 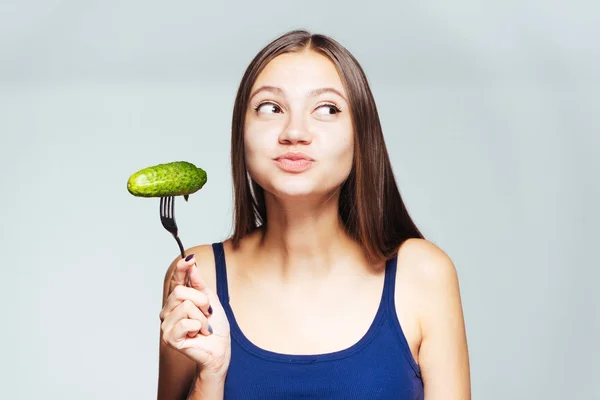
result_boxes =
[406,240,471,399]
[157,245,225,400]
[186,369,226,399]
[157,255,196,400]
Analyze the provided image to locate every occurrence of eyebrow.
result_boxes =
[248,85,348,103]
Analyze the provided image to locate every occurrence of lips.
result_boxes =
[274,152,314,172]
[274,152,314,161]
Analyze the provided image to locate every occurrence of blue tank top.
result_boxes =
[211,242,424,399]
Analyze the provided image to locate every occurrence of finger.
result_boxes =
[170,253,196,289]
[160,285,212,320]
[163,318,202,349]
[162,299,212,337]
[162,285,211,318]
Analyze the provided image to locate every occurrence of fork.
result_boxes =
[159,196,190,287]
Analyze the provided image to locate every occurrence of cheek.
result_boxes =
[321,126,354,168]
[244,122,266,158]
[243,122,277,177]
[337,141,354,180]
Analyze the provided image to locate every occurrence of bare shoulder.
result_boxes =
[396,238,460,289]
[396,239,471,397]
[393,238,463,354]
[161,243,219,304]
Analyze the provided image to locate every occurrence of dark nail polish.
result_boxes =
[208,325,213,334]
[208,305,213,315]
[185,254,194,262]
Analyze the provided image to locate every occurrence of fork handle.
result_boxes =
[175,235,186,260]
[175,236,192,287]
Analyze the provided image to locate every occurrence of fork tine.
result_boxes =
[158,196,187,274]
[172,196,176,220]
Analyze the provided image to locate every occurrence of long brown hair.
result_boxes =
[229,29,424,262]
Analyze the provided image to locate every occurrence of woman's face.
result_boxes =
[244,50,354,200]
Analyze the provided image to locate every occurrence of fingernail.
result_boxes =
[208,325,213,334]
[208,305,213,315]
[185,254,194,262]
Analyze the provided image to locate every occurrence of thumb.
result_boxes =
[188,262,210,294]
[171,253,195,288]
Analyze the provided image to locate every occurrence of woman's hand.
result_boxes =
[159,254,231,377]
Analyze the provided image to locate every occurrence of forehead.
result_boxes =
[252,50,346,95]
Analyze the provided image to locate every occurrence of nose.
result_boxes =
[278,112,312,145]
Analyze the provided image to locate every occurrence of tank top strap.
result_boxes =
[211,242,230,303]
[383,251,399,310]
[382,247,421,378]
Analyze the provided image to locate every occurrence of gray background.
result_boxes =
[1,1,598,399]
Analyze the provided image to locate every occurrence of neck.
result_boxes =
[254,191,365,279]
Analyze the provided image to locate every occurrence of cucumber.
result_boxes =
[127,161,207,201]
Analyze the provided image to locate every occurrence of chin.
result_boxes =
[259,174,343,201]
[266,179,319,199]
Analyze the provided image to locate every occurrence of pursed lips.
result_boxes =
[273,152,315,172]
[274,151,314,161]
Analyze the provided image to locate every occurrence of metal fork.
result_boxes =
[159,196,190,286]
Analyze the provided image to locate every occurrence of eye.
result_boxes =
[314,104,342,117]
[254,102,283,115]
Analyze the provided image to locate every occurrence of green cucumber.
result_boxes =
[127,161,207,201]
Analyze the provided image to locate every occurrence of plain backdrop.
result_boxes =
[1,1,598,399]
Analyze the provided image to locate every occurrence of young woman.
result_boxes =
[158,30,471,399]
